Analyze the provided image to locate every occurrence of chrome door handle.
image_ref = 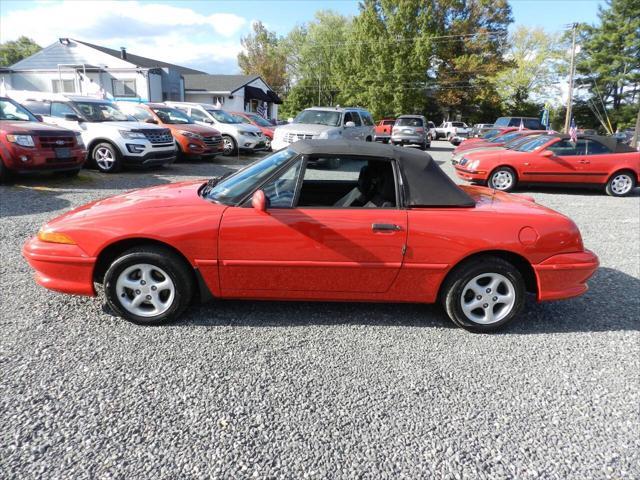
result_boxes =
[372,223,402,232]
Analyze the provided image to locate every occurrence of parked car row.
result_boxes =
[452,129,639,197]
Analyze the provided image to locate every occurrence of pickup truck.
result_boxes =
[434,121,471,140]
[373,118,396,143]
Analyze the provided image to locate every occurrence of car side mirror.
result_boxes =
[345,121,355,128]
[145,118,158,124]
[287,117,294,124]
[64,114,82,122]
[34,114,43,122]
[204,118,214,124]
[540,150,554,158]
[252,190,267,213]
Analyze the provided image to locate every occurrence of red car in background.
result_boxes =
[1,96,86,181]
[451,130,546,164]
[23,139,598,333]
[455,133,639,197]
[230,112,274,150]
[454,127,519,153]
[373,118,396,143]
[118,102,223,160]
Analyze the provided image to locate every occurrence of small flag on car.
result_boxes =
[569,117,578,143]
[518,118,525,131]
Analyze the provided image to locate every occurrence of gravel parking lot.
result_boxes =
[1,141,638,479]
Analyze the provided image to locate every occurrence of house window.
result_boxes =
[112,79,137,97]
[52,79,76,93]
[212,96,225,106]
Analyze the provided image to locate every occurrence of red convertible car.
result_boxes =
[455,134,639,197]
[23,140,598,332]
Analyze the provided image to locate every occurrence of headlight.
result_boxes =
[6,134,35,147]
[469,160,480,171]
[37,230,76,245]
[177,130,203,140]
[119,130,146,139]
[75,132,85,148]
[238,130,253,136]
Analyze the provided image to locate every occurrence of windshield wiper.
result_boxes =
[201,172,232,197]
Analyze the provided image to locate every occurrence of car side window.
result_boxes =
[129,106,154,122]
[361,112,374,126]
[51,102,76,118]
[350,112,362,126]
[585,139,611,155]
[343,112,353,125]
[260,158,304,208]
[23,100,50,115]
[189,109,208,122]
[547,139,578,156]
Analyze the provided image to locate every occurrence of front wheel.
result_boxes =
[92,142,122,173]
[442,256,525,332]
[222,135,237,156]
[488,166,517,192]
[104,246,194,325]
[605,171,636,197]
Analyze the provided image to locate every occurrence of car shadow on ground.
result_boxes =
[514,184,640,197]
[172,267,639,334]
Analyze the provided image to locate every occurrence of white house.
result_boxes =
[0,38,282,119]
[183,74,281,120]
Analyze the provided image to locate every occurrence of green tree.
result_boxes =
[237,21,287,95]
[0,36,41,67]
[493,26,568,110]
[575,0,640,129]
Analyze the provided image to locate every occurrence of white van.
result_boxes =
[165,102,267,156]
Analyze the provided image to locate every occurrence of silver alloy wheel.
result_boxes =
[223,136,234,155]
[460,273,516,325]
[95,147,115,171]
[491,170,514,190]
[115,263,175,318]
[265,137,271,149]
[610,174,633,195]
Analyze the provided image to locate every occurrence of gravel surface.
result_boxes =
[1,142,639,479]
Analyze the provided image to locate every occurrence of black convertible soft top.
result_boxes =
[290,139,476,207]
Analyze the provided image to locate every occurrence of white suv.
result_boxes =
[16,93,176,173]
[165,102,266,156]
[272,107,375,151]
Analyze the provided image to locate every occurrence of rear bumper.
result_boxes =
[391,135,428,145]
[534,249,599,301]
[22,236,96,296]
[374,134,390,142]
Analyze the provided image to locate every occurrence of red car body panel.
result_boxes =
[23,180,598,306]
[230,112,274,140]
[454,128,519,153]
[374,118,396,140]
[0,120,85,173]
[455,136,640,186]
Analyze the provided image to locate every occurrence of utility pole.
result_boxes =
[564,23,578,133]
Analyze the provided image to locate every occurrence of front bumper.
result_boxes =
[454,165,488,182]
[122,149,176,167]
[534,250,599,301]
[1,143,86,173]
[22,236,97,296]
[238,134,269,151]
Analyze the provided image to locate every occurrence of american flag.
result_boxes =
[518,118,525,131]
[569,117,577,143]
[256,101,267,119]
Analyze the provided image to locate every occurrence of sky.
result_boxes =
[0,0,605,74]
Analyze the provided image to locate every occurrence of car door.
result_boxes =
[524,139,584,183]
[578,139,615,184]
[351,111,365,140]
[342,111,359,141]
[188,107,211,127]
[48,101,82,132]
[218,155,408,297]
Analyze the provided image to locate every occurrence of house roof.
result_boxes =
[74,40,205,74]
[10,38,204,74]
[183,74,260,93]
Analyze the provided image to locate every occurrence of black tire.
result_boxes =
[0,158,9,183]
[92,142,122,173]
[174,141,186,161]
[222,135,237,156]
[104,246,194,325]
[421,139,430,150]
[488,166,517,192]
[605,171,636,197]
[441,256,525,333]
[365,136,372,142]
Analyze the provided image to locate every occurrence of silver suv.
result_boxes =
[391,115,431,150]
[272,107,375,151]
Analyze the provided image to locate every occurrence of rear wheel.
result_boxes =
[222,135,237,156]
[442,256,525,333]
[605,171,635,197]
[104,246,194,325]
[92,142,122,173]
[488,166,517,192]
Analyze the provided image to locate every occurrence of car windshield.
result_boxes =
[490,131,522,144]
[452,122,466,127]
[232,114,252,124]
[294,109,341,127]
[205,148,299,204]
[0,99,38,122]
[505,135,539,149]
[152,107,193,124]
[396,118,423,127]
[514,135,553,152]
[494,117,510,127]
[206,109,240,124]
[481,128,503,139]
[247,114,272,127]
[73,101,130,122]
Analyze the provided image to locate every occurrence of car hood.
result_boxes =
[168,123,221,135]
[0,121,75,135]
[44,180,214,228]
[86,121,166,130]
[453,146,505,160]
[275,123,334,135]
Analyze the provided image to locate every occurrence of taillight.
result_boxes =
[415,128,424,133]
